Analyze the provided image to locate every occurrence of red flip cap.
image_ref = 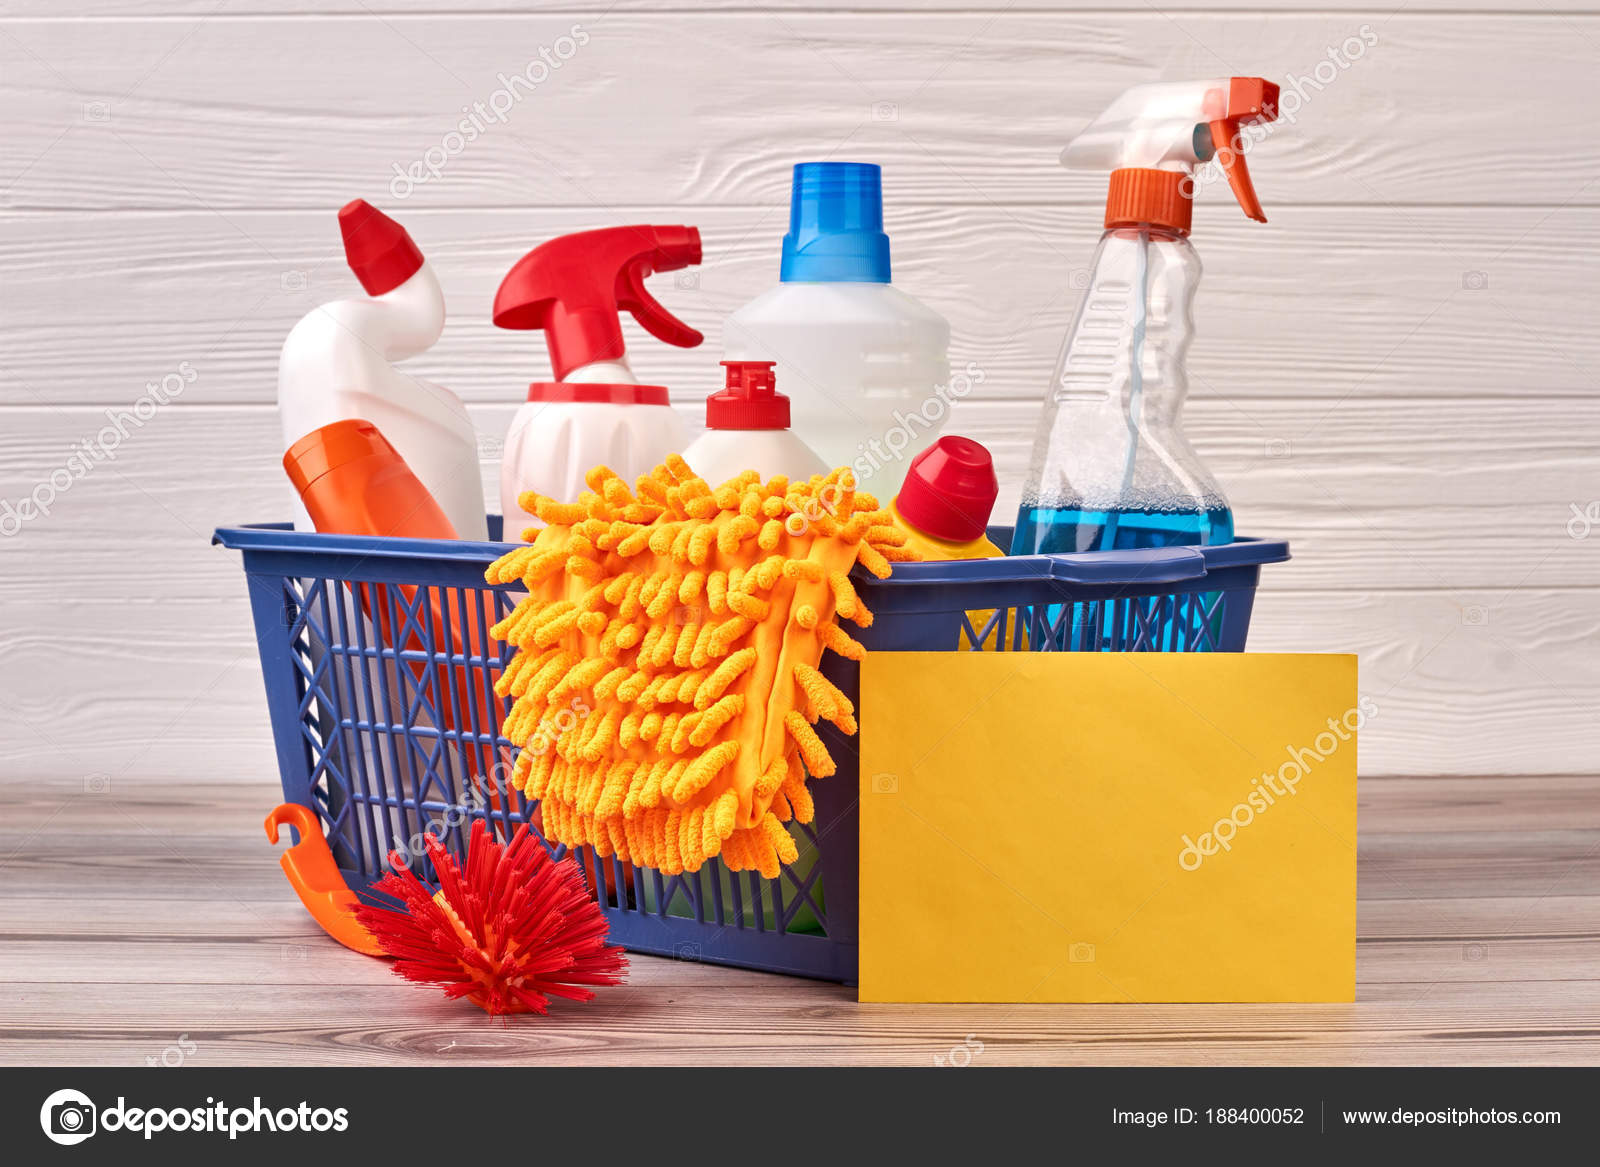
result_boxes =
[895,435,999,542]
[707,361,788,430]
[338,199,424,295]
[492,225,704,383]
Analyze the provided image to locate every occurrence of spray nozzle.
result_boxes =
[1063,77,1280,231]
[493,225,704,382]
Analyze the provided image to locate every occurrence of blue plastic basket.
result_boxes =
[214,518,1287,982]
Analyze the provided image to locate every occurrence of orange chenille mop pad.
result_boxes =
[484,456,916,877]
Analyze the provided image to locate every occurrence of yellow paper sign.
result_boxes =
[859,652,1358,1003]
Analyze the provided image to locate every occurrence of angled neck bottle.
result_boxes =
[1012,78,1281,555]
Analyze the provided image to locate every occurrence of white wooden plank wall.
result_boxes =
[1,4,1595,785]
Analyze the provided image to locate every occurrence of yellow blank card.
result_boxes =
[859,652,1358,1003]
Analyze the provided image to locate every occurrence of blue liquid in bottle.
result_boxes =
[1010,504,1234,555]
[1010,504,1234,650]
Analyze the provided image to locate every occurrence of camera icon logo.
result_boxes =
[40,1088,97,1146]
[871,101,898,121]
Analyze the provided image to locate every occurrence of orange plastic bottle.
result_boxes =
[284,419,504,792]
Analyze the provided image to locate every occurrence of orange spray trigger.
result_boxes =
[1207,77,1280,223]
[1208,119,1267,222]
[1065,75,1283,233]
[264,803,387,958]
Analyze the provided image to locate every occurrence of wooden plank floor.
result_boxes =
[2,776,1598,1066]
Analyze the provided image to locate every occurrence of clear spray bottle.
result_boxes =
[1012,77,1280,554]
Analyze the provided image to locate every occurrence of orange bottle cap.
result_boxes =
[283,418,395,497]
[1105,168,1192,236]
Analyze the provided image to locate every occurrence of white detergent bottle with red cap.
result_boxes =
[682,360,828,486]
[723,162,949,496]
[493,225,701,528]
[1012,78,1282,555]
[277,199,486,539]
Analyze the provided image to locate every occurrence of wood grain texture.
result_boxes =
[1,776,1596,1067]
[1,397,1596,781]
[4,206,1596,408]
[0,4,1593,787]
[3,399,1597,590]
[3,13,1596,210]
[8,2,1589,15]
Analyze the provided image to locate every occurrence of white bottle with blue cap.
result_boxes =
[723,162,949,494]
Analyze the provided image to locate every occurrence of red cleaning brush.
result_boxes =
[356,820,627,1016]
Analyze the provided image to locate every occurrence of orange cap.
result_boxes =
[283,417,393,497]
[1105,168,1192,236]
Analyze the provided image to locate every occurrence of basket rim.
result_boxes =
[212,521,1289,587]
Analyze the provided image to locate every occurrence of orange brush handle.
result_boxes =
[265,803,388,958]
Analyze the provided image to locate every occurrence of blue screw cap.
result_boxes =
[779,162,891,284]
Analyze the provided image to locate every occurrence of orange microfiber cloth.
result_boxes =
[484,456,916,877]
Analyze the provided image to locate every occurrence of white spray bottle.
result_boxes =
[1012,78,1281,555]
[278,199,487,539]
[493,225,701,528]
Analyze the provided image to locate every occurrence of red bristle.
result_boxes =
[355,822,628,1016]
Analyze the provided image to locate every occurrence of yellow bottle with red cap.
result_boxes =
[889,435,1004,648]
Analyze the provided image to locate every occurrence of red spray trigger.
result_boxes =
[619,225,702,349]
[493,225,704,382]
[1206,77,1280,224]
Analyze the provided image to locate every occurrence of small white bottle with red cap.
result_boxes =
[277,199,486,539]
[682,361,829,488]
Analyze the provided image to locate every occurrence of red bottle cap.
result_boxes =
[283,417,395,496]
[894,435,999,542]
[525,382,671,406]
[706,361,789,430]
[338,199,425,296]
